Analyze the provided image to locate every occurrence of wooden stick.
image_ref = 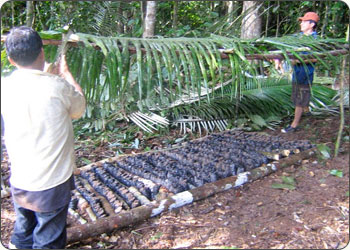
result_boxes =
[2,35,348,61]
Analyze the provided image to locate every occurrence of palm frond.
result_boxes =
[62,32,347,132]
[92,1,127,36]
[333,87,349,107]
[128,112,169,133]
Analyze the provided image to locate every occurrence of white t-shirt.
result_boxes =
[1,69,86,191]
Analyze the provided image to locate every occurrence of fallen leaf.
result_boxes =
[271,183,296,190]
[301,159,309,165]
[215,208,226,215]
[282,176,296,185]
[316,144,331,159]
[329,169,343,178]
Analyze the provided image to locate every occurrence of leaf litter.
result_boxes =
[1,110,349,249]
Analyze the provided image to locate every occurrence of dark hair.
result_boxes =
[5,26,43,66]
[308,20,317,31]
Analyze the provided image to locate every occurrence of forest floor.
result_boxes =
[1,109,349,249]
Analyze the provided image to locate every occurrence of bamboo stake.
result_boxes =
[66,147,317,244]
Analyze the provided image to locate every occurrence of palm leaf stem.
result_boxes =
[8,34,347,62]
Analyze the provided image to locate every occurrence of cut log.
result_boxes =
[67,147,317,244]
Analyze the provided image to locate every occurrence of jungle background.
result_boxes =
[1,1,349,249]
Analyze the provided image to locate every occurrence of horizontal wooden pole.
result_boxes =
[2,35,348,61]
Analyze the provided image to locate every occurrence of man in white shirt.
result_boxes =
[2,26,85,249]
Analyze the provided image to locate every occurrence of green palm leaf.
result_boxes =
[60,32,347,132]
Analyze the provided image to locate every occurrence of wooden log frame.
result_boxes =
[67,147,317,244]
[1,35,349,61]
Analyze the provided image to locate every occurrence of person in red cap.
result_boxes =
[298,12,320,23]
[280,11,319,133]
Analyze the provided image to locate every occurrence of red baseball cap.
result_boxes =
[298,12,320,23]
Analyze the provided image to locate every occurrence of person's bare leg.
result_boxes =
[291,106,303,128]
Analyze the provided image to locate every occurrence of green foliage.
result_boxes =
[281,176,296,186]
[150,232,163,241]
[316,143,332,159]
[1,48,14,76]
[329,169,343,178]
[271,183,296,190]
[271,176,297,190]
[1,1,348,133]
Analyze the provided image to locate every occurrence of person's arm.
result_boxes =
[273,59,283,71]
[58,55,84,96]
[45,55,86,119]
[44,55,84,97]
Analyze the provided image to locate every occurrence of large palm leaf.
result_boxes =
[62,32,346,132]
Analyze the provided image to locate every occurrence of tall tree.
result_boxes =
[226,1,240,22]
[172,1,178,30]
[11,1,15,27]
[240,1,262,39]
[26,1,34,27]
[142,1,157,38]
[320,2,329,38]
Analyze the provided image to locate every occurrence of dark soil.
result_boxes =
[1,110,349,249]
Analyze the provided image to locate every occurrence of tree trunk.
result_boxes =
[172,1,178,30]
[11,1,15,27]
[321,2,329,38]
[226,1,238,22]
[142,1,157,38]
[140,0,146,23]
[264,1,270,36]
[240,1,262,39]
[227,1,234,14]
[26,1,34,27]
[116,3,124,34]
[275,1,280,37]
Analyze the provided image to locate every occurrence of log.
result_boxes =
[66,147,317,244]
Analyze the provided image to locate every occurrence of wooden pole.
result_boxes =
[334,24,349,157]
[1,35,348,61]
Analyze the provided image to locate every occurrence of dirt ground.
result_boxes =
[1,109,349,249]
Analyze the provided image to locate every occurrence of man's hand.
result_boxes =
[44,55,84,96]
[58,55,71,78]
[273,59,284,73]
[44,55,68,77]
[44,61,59,75]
